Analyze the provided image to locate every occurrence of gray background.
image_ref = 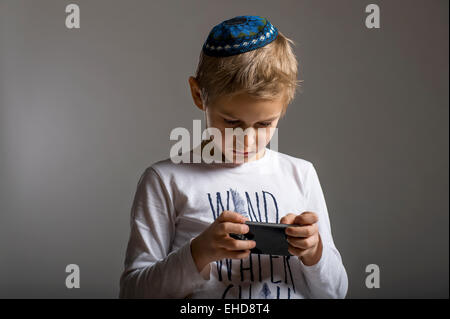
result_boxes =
[0,0,448,298]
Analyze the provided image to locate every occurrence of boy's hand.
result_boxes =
[280,212,323,266]
[191,211,256,273]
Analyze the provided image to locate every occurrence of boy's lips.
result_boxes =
[233,150,253,156]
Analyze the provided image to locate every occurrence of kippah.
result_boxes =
[202,16,279,57]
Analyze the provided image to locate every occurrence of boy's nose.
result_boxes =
[235,128,256,151]
[244,134,255,149]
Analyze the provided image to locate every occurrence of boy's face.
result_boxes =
[203,92,284,163]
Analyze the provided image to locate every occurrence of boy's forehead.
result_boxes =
[213,94,284,119]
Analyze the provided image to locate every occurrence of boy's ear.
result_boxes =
[188,76,205,111]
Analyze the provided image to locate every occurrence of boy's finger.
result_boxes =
[280,213,297,224]
[218,222,249,235]
[285,224,317,237]
[217,210,247,223]
[221,238,256,251]
[294,211,319,225]
[286,236,315,249]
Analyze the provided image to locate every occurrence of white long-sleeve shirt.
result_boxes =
[119,147,348,299]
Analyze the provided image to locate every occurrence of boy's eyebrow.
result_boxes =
[259,116,279,122]
[220,111,279,122]
[219,111,239,119]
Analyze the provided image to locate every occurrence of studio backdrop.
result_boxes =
[0,0,448,298]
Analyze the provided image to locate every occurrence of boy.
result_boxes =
[119,15,348,299]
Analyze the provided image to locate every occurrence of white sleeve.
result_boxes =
[119,167,210,299]
[296,163,349,299]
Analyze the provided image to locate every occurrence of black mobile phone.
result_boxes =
[229,221,297,256]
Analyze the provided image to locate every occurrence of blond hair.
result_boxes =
[194,31,301,115]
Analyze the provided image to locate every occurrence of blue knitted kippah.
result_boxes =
[202,16,279,57]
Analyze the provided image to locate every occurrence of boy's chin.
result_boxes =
[223,150,259,164]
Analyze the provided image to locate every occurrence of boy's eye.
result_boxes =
[223,119,272,127]
[224,119,240,125]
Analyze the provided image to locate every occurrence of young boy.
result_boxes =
[119,16,348,299]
